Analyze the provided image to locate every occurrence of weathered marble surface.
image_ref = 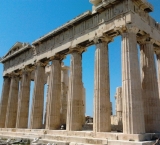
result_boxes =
[67,51,84,131]
[46,60,61,130]
[93,41,111,132]
[122,31,145,134]
[140,42,160,133]
[16,70,31,128]
[0,77,10,128]
[30,62,45,129]
[5,76,19,128]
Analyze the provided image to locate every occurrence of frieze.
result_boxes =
[132,1,160,31]
[33,1,127,46]
[3,48,34,71]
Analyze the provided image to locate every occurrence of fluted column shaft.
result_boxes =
[93,41,111,132]
[122,32,145,134]
[44,72,50,127]
[0,77,11,128]
[115,87,122,122]
[46,60,61,129]
[5,76,19,128]
[157,53,160,98]
[16,71,31,128]
[140,42,160,132]
[30,63,45,129]
[61,66,69,125]
[67,51,83,131]
[82,86,86,125]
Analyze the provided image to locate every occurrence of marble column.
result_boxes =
[66,50,83,131]
[82,85,86,125]
[61,65,69,125]
[30,62,45,129]
[16,70,31,128]
[157,52,160,98]
[115,87,122,124]
[5,76,19,128]
[0,77,11,128]
[122,32,145,134]
[46,59,61,130]
[93,41,111,132]
[140,41,160,133]
[44,68,50,128]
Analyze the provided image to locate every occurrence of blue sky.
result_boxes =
[0,0,160,117]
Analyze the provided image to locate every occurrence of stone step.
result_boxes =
[44,134,108,144]
[0,130,157,145]
[39,139,69,145]
[0,131,44,139]
[108,140,154,145]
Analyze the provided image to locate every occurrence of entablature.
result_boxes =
[90,0,153,14]
[1,1,160,77]
[1,42,33,63]
[32,11,92,46]
[132,0,153,13]
[1,43,34,73]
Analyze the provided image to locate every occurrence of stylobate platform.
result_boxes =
[0,129,158,145]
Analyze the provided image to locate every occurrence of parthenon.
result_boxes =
[0,0,160,144]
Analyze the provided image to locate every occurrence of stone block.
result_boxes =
[108,140,154,145]
[31,143,42,145]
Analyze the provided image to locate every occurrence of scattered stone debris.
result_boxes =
[32,137,41,143]
[0,138,30,145]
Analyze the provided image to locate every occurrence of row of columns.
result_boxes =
[0,30,160,134]
[122,31,160,134]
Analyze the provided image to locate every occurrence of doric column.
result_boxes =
[157,51,160,98]
[82,85,86,125]
[66,47,84,131]
[5,75,19,128]
[44,65,50,128]
[45,55,62,130]
[30,62,45,129]
[60,64,69,125]
[93,37,111,132]
[16,68,31,128]
[115,87,122,125]
[0,77,11,128]
[121,31,145,134]
[140,40,160,133]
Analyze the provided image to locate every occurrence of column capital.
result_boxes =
[93,34,113,44]
[50,53,65,61]
[9,71,20,78]
[20,66,34,74]
[35,61,48,67]
[120,25,139,35]
[155,47,160,55]
[137,34,154,45]
[69,45,86,54]
[3,75,10,79]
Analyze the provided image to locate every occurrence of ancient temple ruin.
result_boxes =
[0,0,160,144]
